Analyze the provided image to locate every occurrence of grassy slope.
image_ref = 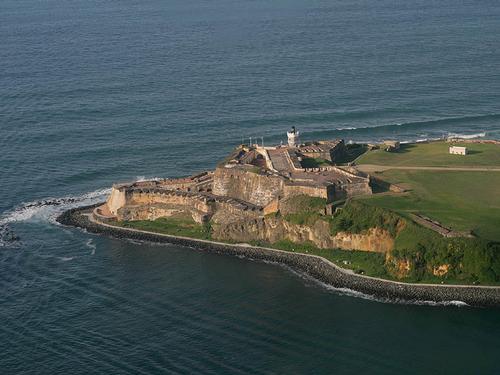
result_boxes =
[281,195,326,225]
[356,140,500,240]
[116,217,211,240]
[359,172,500,242]
[356,141,500,167]
[353,141,500,283]
[300,157,333,168]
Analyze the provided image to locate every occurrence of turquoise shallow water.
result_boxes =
[1,0,500,373]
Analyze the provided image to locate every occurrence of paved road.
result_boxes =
[356,164,500,173]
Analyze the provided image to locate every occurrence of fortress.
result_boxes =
[95,128,372,230]
[60,133,500,293]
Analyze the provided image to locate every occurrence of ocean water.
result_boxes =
[1,0,500,373]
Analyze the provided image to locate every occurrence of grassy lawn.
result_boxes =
[356,141,500,167]
[300,157,333,168]
[359,170,500,241]
[116,216,211,240]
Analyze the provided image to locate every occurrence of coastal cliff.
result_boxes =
[56,205,500,307]
[212,216,394,253]
[89,137,500,286]
[97,182,500,285]
[212,166,284,207]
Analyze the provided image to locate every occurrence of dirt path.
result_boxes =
[356,164,500,173]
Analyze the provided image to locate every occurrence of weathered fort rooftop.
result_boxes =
[96,127,372,226]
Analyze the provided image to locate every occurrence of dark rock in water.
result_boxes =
[23,197,79,210]
[0,224,21,243]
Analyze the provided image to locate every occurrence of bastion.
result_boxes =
[95,128,372,248]
[57,132,500,297]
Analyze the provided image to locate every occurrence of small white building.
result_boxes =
[449,146,467,155]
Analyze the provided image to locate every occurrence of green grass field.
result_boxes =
[356,141,500,167]
[359,170,500,241]
[116,216,211,240]
[300,157,333,168]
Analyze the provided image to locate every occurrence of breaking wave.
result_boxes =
[0,187,111,247]
[319,283,469,307]
[447,132,486,139]
[86,239,96,255]
[239,257,470,307]
[307,113,498,143]
[279,262,469,307]
[136,176,163,182]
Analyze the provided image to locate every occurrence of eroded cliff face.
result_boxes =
[385,253,412,279]
[212,167,284,207]
[212,216,394,253]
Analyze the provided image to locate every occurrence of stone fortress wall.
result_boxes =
[212,165,285,207]
[105,172,263,226]
[95,128,375,252]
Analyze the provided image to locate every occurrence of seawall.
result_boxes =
[57,204,500,307]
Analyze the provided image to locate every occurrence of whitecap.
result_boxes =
[0,187,110,227]
[447,132,486,139]
[136,176,162,182]
[281,264,470,307]
[86,239,96,255]
[0,186,111,247]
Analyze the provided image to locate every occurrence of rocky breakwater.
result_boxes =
[57,204,500,307]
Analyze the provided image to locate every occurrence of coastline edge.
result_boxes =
[56,204,500,308]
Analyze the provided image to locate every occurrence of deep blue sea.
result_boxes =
[1,0,500,373]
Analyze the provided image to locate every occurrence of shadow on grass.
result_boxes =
[465,149,482,155]
[335,145,368,164]
[390,144,417,154]
[370,177,391,193]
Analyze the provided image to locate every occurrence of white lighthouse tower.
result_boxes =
[287,126,300,148]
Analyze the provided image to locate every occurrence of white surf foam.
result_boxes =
[136,176,163,182]
[447,132,486,139]
[0,187,111,247]
[86,239,96,255]
[277,263,469,307]
[1,187,110,225]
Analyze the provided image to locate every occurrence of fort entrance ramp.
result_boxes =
[268,149,291,172]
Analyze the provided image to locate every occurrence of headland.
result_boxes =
[57,203,500,307]
[58,129,500,305]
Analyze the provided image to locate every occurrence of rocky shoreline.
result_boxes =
[57,204,500,307]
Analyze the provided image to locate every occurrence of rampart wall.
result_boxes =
[117,190,213,223]
[106,183,265,225]
[212,166,285,207]
[283,184,331,201]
